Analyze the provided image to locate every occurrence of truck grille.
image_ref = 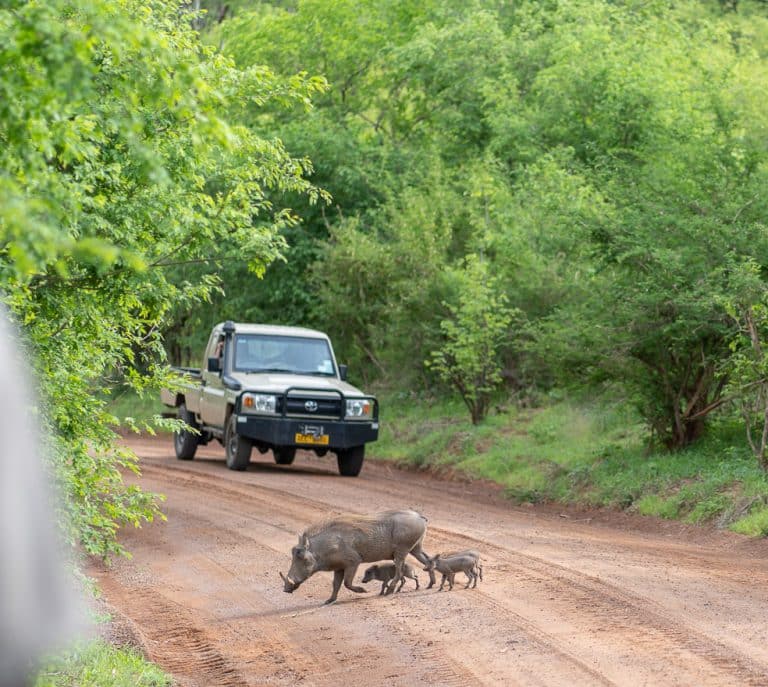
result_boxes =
[280,390,343,418]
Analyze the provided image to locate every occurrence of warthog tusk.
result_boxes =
[279,571,296,591]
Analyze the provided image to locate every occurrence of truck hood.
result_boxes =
[230,372,370,397]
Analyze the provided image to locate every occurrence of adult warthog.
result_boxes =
[280,510,431,604]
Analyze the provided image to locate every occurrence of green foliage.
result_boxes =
[635,495,680,520]
[731,506,768,537]
[374,391,768,534]
[308,157,466,384]
[721,260,768,469]
[206,0,768,458]
[508,0,768,448]
[22,0,761,513]
[33,640,170,687]
[427,255,515,424]
[105,388,167,429]
[0,0,324,556]
[210,1,519,374]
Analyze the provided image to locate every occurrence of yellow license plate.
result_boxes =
[295,433,329,445]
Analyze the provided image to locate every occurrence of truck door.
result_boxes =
[200,330,228,428]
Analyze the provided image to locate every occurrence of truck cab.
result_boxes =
[161,321,379,476]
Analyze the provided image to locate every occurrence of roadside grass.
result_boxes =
[106,384,768,536]
[373,391,768,536]
[33,640,170,687]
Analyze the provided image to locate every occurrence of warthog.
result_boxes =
[280,510,432,604]
[362,562,420,595]
[425,549,482,588]
[424,552,482,590]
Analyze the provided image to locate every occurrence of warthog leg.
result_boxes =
[409,545,435,588]
[325,570,344,605]
[384,554,406,595]
[343,566,366,594]
[464,571,476,589]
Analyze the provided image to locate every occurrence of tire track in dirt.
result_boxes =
[425,527,768,686]
[98,473,480,686]
[94,573,248,687]
[137,458,768,685]
[131,464,644,683]
[113,443,768,685]
[129,463,613,684]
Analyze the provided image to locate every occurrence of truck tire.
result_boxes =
[225,413,252,471]
[336,445,365,477]
[174,403,199,460]
[273,447,296,465]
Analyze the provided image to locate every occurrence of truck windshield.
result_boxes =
[233,334,336,376]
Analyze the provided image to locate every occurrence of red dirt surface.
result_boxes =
[89,434,768,686]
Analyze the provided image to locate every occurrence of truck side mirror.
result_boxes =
[207,356,221,373]
[338,364,348,381]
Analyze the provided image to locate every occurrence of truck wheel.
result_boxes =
[174,403,199,460]
[225,413,252,471]
[336,445,365,477]
[273,447,296,465]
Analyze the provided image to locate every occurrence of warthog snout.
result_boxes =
[279,571,299,593]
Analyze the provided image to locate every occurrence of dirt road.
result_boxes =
[89,435,768,686]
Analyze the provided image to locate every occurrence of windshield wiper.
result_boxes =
[242,367,295,374]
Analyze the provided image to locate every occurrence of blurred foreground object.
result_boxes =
[0,309,85,687]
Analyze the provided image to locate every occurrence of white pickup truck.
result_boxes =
[161,321,379,476]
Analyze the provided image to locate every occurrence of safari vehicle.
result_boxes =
[160,321,379,476]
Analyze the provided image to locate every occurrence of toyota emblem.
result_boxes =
[304,400,319,412]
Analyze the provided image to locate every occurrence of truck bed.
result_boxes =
[160,367,203,409]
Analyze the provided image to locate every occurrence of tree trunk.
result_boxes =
[658,357,727,450]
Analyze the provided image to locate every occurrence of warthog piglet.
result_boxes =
[426,549,483,588]
[424,553,482,591]
[362,562,420,595]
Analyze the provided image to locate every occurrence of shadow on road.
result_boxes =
[165,454,358,479]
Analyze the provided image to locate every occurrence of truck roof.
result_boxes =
[214,322,330,339]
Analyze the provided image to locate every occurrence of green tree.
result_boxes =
[723,261,768,470]
[0,0,325,556]
[427,255,515,424]
[200,0,768,455]
[508,0,768,447]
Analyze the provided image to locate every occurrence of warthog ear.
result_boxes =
[301,534,310,548]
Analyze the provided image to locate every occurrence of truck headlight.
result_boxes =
[241,393,277,414]
[345,398,373,419]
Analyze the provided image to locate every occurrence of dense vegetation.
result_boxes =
[5,0,768,580]
[373,393,768,536]
[9,0,768,681]
[173,0,768,454]
[34,640,170,687]
[1,0,326,556]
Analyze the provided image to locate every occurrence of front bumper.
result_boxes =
[235,414,379,450]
